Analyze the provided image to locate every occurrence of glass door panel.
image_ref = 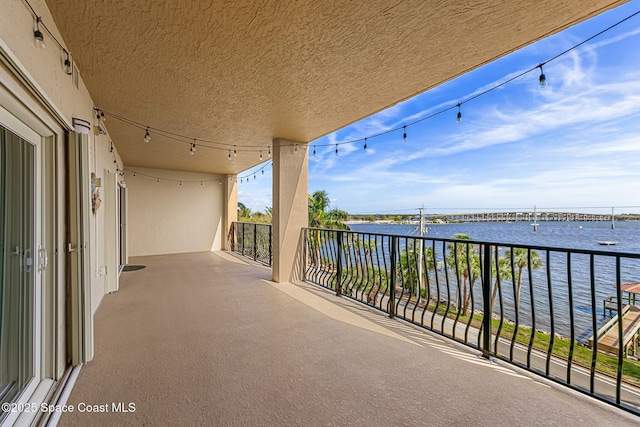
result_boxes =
[0,124,36,418]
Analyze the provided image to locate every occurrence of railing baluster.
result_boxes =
[431,240,440,331]
[615,256,623,405]
[389,236,397,319]
[567,253,575,384]
[442,240,451,336]
[481,243,492,358]
[336,231,343,297]
[493,246,504,356]
[509,247,518,362]
[589,253,597,394]
[545,250,555,376]
[527,248,536,369]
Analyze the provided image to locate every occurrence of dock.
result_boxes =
[589,305,640,356]
[590,282,640,357]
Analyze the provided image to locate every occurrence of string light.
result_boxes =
[33,17,45,49]
[313,145,316,157]
[192,139,197,152]
[363,138,367,151]
[125,168,223,185]
[538,64,547,87]
[259,150,263,160]
[144,127,150,143]
[294,143,298,152]
[234,145,237,157]
[64,52,73,75]
[219,179,222,184]
[228,149,232,160]
[79,6,639,166]
[109,141,113,153]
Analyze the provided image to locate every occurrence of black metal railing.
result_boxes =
[303,227,640,415]
[229,222,272,266]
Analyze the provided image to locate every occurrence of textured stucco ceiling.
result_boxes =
[46,0,627,175]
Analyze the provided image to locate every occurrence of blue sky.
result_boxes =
[239,1,640,215]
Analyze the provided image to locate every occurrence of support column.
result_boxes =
[222,174,237,250]
[272,138,308,283]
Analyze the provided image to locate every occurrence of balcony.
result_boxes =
[57,250,638,425]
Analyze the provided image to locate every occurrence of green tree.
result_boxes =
[490,253,512,315]
[446,234,480,316]
[308,190,350,230]
[399,240,435,298]
[237,202,251,221]
[503,247,544,312]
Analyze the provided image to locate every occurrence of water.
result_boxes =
[349,220,640,253]
[346,221,640,339]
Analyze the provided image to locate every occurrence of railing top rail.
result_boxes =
[304,227,640,259]
[235,221,272,226]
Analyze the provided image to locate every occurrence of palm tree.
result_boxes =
[504,247,544,312]
[490,252,512,315]
[446,234,480,316]
[306,191,349,275]
[308,190,349,230]
[237,202,251,221]
[399,240,435,298]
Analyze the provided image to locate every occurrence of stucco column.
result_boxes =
[222,174,237,250]
[272,139,308,283]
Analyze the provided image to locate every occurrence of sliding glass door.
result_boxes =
[0,122,41,420]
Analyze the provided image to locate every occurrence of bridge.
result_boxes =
[428,211,613,223]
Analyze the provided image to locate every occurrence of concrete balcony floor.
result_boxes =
[59,252,638,426]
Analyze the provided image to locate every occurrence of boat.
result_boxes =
[597,241,619,246]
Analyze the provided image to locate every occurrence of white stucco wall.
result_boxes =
[126,167,223,256]
[0,0,123,316]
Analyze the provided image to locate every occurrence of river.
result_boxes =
[344,221,640,339]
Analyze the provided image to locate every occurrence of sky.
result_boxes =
[238,1,640,216]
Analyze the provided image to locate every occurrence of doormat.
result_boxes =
[123,265,146,272]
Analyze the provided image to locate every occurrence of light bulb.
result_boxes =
[64,53,73,75]
[539,66,547,88]
[259,150,263,161]
[403,126,407,141]
[144,127,150,143]
[456,104,462,122]
[34,19,45,49]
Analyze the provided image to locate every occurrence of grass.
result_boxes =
[414,300,640,387]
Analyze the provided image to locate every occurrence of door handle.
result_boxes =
[68,243,77,252]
